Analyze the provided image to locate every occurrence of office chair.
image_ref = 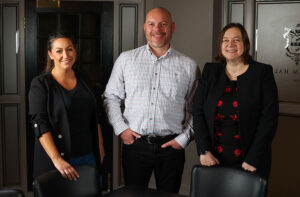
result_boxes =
[32,164,100,197]
[0,189,25,197]
[190,165,267,197]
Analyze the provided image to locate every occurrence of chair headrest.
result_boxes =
[190,165,267,197]
[33,165,100,197]
[0,189,25,197]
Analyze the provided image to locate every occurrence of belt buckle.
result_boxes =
[146,135,156,144]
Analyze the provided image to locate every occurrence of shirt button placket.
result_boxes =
[152,60,161,133]
[149,60,158,133]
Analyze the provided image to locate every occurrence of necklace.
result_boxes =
[225,64,249,80]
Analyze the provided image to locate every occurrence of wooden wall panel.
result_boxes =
[1,104,20,186]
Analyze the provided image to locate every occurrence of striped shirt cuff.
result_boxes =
[175,133,190,148]
[113,121,129,136]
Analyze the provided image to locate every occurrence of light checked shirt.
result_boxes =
[103,44,198,148]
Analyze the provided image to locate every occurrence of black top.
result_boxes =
[193,61,279,178]
[213,80,242,166]
[58,79,94,156]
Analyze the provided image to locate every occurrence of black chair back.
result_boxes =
[33,165,100,197]
[190,165,267,197]
[0,189,25,197]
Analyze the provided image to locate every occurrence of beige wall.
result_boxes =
[152,0,214,69]
[145,0,300,196]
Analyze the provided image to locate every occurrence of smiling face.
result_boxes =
[144,8,175,52]
[48,38,76,71]
[221,27,245,63]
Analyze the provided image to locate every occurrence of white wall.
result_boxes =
[146,0,214,195]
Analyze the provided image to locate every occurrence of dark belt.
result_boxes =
[139,134,178,145]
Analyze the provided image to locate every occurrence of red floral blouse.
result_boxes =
[213,80,242,166]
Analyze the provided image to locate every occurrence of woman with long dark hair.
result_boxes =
[28,32,105,181]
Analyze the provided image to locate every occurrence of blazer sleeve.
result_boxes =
[28,77,52,138]
[193,63,213,155]
[244,65,279,167]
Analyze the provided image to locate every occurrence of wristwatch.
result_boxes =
[200,150,209,155]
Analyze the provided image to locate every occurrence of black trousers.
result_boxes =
[122,136,185,193]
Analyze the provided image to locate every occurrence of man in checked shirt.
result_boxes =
[104,7,198,193]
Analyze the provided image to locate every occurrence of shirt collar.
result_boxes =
[146,43,173,59]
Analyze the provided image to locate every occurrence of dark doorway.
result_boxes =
[25,0,114,192]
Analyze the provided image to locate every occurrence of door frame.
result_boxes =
[112,0,145,189]
[0,0,27,194]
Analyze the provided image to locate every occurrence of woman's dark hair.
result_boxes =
[215,23,253,64]
[45,32,77,72]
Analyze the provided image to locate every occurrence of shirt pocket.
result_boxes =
[124,65,152,96]
[159,71,190,99]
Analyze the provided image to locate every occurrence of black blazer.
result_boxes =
[193,61,279,178]
[28,70,102,178]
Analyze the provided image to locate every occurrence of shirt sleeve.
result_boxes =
[174,61,199,148]
[28,77,52,138]
[103,53,129,135]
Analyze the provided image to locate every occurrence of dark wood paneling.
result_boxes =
[0,5,2,96]
[0,1,27,192]
[0,104,3,187]
[100,2,114,91]
[3,5,18,95]
[1,104,20,186]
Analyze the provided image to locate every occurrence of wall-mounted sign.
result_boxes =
[255,1,300,116]
[284,23,300,65]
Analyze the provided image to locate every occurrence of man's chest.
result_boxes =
[123,60,191,98]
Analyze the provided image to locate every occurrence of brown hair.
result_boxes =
[215,23,253,64]
[44,32,77,72]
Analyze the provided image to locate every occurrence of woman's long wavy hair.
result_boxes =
[44,32,77,72]
[215,23,253,64]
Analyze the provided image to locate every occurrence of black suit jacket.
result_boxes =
[193,61,279,178]
[28,70,102,178]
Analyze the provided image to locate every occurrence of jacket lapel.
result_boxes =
[206,64,228,137]
[46,74,72,153]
